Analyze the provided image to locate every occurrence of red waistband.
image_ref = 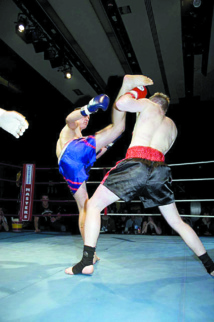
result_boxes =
[125,146,165,162]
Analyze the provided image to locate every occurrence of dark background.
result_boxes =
[0,43,213,168]
[0,0,213,219]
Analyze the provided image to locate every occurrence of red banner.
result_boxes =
[19,164,35,222]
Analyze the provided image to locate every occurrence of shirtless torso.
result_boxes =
[116,96,178,155]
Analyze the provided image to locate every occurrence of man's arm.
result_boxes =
[116,95,155,113]
[96,147,108,159]
[66,94,110,129]
[66,109,82,130]
[148,217,162,235]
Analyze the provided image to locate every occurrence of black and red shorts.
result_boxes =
[102,146,175,208]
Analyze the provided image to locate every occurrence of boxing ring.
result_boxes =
[0,160,214,322]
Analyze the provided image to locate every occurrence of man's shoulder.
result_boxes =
[61,125,77,139]
[165,116,176,127]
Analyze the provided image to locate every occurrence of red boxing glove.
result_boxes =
[126,86,147,99]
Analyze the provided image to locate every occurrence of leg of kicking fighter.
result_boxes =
[95,75,153,152]
[64,182,99,274]
[65,184,119,275]
[73,182,88,241]
[159,203,214,276]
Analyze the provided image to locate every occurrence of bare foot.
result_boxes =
[93,252,100,264]
[35,229,41,233]
[121,74,154,95]
[65,265,94,275]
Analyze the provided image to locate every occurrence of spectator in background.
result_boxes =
[0,207,9,232]
[115,215,127,234]
[124,216,133,234]
[34,195,66,233]
[142,216,162,235]
[124,216,142,234]
[194,207,214,236]
[100,214,116,233]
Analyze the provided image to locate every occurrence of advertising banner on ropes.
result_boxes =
[19,164,35,222]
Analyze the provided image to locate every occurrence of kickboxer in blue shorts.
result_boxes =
[56,75,154,269]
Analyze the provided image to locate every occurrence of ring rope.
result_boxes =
[0,178,16,183]
[90,160,214,170]
[86,178,214,184]
[116,199,214,203]
[1,198,213,202]
[0,161,213,223]
[0,160,212,172]
[1,178,213,185]
[99,213,214,218]
[168,160,214,166]
[3,213,214,218]
[173,178,214,182]
[0,198,75,202]
[35,181,67,185]
[0,162,22,169]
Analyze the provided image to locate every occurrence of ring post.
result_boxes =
[19,164,36,223]
[103,167,108,216]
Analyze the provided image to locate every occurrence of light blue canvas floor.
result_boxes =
[0,231,214,322]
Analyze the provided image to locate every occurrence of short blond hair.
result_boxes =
[149,92,170,113]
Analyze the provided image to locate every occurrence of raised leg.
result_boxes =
[95,75,153,152]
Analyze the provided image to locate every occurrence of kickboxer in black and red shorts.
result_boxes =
[67,75,214,277]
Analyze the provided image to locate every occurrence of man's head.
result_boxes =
[149,92,170,113]
[41,195,49,205]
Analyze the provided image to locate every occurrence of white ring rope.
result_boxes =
[114,199,214,203]
[87,179,214,184]
[91,160,214,170]
[168,160,214,166]
[100,213,214,218]
[173,178,214,182]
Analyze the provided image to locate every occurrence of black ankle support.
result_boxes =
[72,245,95,275]
[198,252,214,274]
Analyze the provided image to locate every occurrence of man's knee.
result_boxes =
[86,198,95,210]
[168,215,184,229]
[86,197,102,212]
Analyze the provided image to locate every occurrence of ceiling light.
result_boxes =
[64,69,72,79]
[58,62,73,79]
[15,13,37,44]
[16,14,28,33]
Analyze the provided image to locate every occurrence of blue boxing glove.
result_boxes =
[80,94,109,116]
